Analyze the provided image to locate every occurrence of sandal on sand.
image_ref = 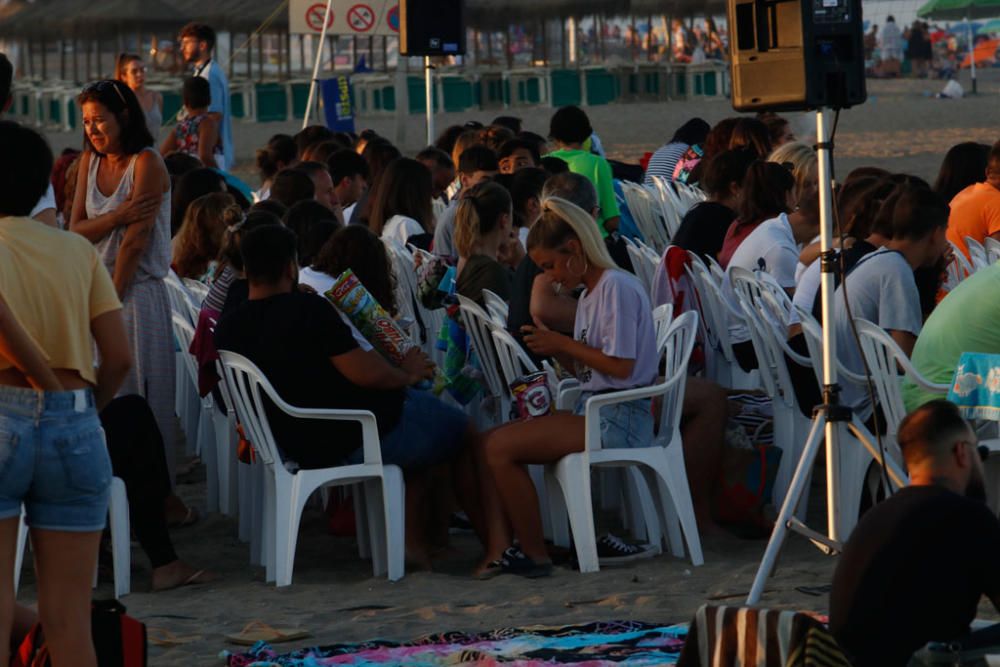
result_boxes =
[225,621,311,646]
[474,559,503,580]
[152,568,219,592]
[147,628,202,647]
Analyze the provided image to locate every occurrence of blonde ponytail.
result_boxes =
[454,181,512,258]
[527,196,617,270]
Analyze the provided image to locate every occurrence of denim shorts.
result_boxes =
[573,393,654,449]
[348,389,469,469]
[0,386,112,532]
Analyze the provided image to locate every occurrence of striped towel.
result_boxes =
[677,605,851,667]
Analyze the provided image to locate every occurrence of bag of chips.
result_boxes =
[509,371,553,421]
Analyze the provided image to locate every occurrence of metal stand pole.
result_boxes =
[746,109,846,605]
[302,0,335,129]
[424,56,435,146]
[967,17,978,95]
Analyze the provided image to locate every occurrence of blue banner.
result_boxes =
[321,75,355,133]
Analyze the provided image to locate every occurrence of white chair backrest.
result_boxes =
[182,278,209,304]
[218,350,382,469]
[491,328,540,397]
[684,261,726,356]
[653,303,674,351]
[657,310,699,439]
[794,305,868,390]
[949,240,975,279]
[622,183,667,252]
[171,313,199,386]
[853,318,949,436]
[482,289,509,327]
[456,295,506,399]
[985,236,1000,264]
[965,236,990,272]
[165,272,195,325]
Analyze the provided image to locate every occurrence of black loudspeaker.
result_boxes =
[727,0,866,111]
[400,0,466,57]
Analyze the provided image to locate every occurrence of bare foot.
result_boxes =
[472,555,504,579]
[165,495,199,527]
[151,560,219,592]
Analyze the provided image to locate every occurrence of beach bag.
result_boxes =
[12,600,147,667]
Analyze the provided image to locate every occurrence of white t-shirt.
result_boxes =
[30,184,56,218]
[298,267,373,352]
[723,213,798,342]
[342,202,356,223]
[381,214,424,249]
[574,269,658,392]
[789,257,822,326]
[833,247,922,420]
[432,201,458,258]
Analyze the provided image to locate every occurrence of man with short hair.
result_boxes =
[215,224,502,563]
[834,186,950,421]
[498,138,540,175]
[416,146,456,222]
[0,52,56,227]
[946,141,1000,260]
[178,23,233,171]
[327,149,369,213]
[830,400,1000,666]
[432,145,499,259]
[295,161,339,217]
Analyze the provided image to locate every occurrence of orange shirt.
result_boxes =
[946,183,1000,259]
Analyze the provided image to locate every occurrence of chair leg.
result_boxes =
[364,479,387,577]
[553,454,599,573]
[626,467,660,547]
[274,480,303,588]
[199,403,219,514]
[13,510,26,594]
[109,478,131,598]
[544,468,570,548]
[238,461,252,544]
[653,451,704,566]
[381,465,406,581]
[212,409,236,517]
[353,483,371,560]
[528,465,552,541]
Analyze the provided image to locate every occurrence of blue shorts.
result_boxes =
[573,393,654,449]
[348,389,469,469]
[0,386,112,532]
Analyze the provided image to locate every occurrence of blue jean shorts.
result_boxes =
[573,393,654,449]
[348,389,469,469]
[0,386,112,532]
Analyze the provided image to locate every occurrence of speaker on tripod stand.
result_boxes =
[727,0,867,111]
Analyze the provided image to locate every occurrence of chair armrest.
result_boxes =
[582,374,685,452]
[272,401,382,465]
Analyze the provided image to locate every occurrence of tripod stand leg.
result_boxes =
[747,414,826,604]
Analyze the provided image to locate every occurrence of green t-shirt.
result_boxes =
[547,148,620,237]
[902,263,1000,412]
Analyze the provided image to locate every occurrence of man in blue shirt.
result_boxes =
[179,23,233,171]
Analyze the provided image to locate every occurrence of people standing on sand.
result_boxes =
[160,77,222,170]
[115,53,163,142]
[178,23,233,171]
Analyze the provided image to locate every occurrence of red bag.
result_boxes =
[12,600,147,667]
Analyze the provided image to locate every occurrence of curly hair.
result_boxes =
[172,192,241,279]
[313,225,398,315]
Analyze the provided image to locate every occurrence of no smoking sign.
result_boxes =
[347,4,376,32]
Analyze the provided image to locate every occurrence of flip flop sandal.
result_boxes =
[225,621,311,646]
[167,507,200,529]
[148,628,202,647]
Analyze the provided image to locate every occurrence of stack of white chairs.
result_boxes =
[219,351,405,587]
[385,243,446,365]
[986,237,1000,265]
[621,182,670,252]
[456,295,511,427]
[623,237,661,298]
[481,289,509,327]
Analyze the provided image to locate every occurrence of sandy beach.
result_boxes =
[27,70,1000,665]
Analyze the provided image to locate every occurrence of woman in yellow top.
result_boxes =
[0,121,131,667]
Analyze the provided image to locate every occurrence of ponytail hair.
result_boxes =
[527,196,617,270]
[454,181,512,258]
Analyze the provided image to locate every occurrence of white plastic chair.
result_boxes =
[15,477,130,598]
[481,289,509,327]
[546,311,704,572]
[965,236,991,273]
[795,307,907,536]
[171,314,221,514]
[653,303,674,351]
[182,278,209,305]
[387,242,444,364]
[457,295,509,425]
[985,236,1000,264]
[219,351,405,586]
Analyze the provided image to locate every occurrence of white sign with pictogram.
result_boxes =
[289,0,399,36]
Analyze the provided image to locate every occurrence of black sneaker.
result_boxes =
[448,512,474,534]
[596,533,658,565]
[499,546,553,578]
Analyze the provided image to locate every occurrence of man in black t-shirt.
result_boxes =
[830,400,1000,666]
[672,149,755,262]
[215,224,504,563]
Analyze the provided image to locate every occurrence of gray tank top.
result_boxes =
[85,148,171,283]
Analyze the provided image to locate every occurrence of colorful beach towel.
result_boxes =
[223,620,688,666]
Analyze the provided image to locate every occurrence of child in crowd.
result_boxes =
[160,77,221,169]
[171,191,242,282]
